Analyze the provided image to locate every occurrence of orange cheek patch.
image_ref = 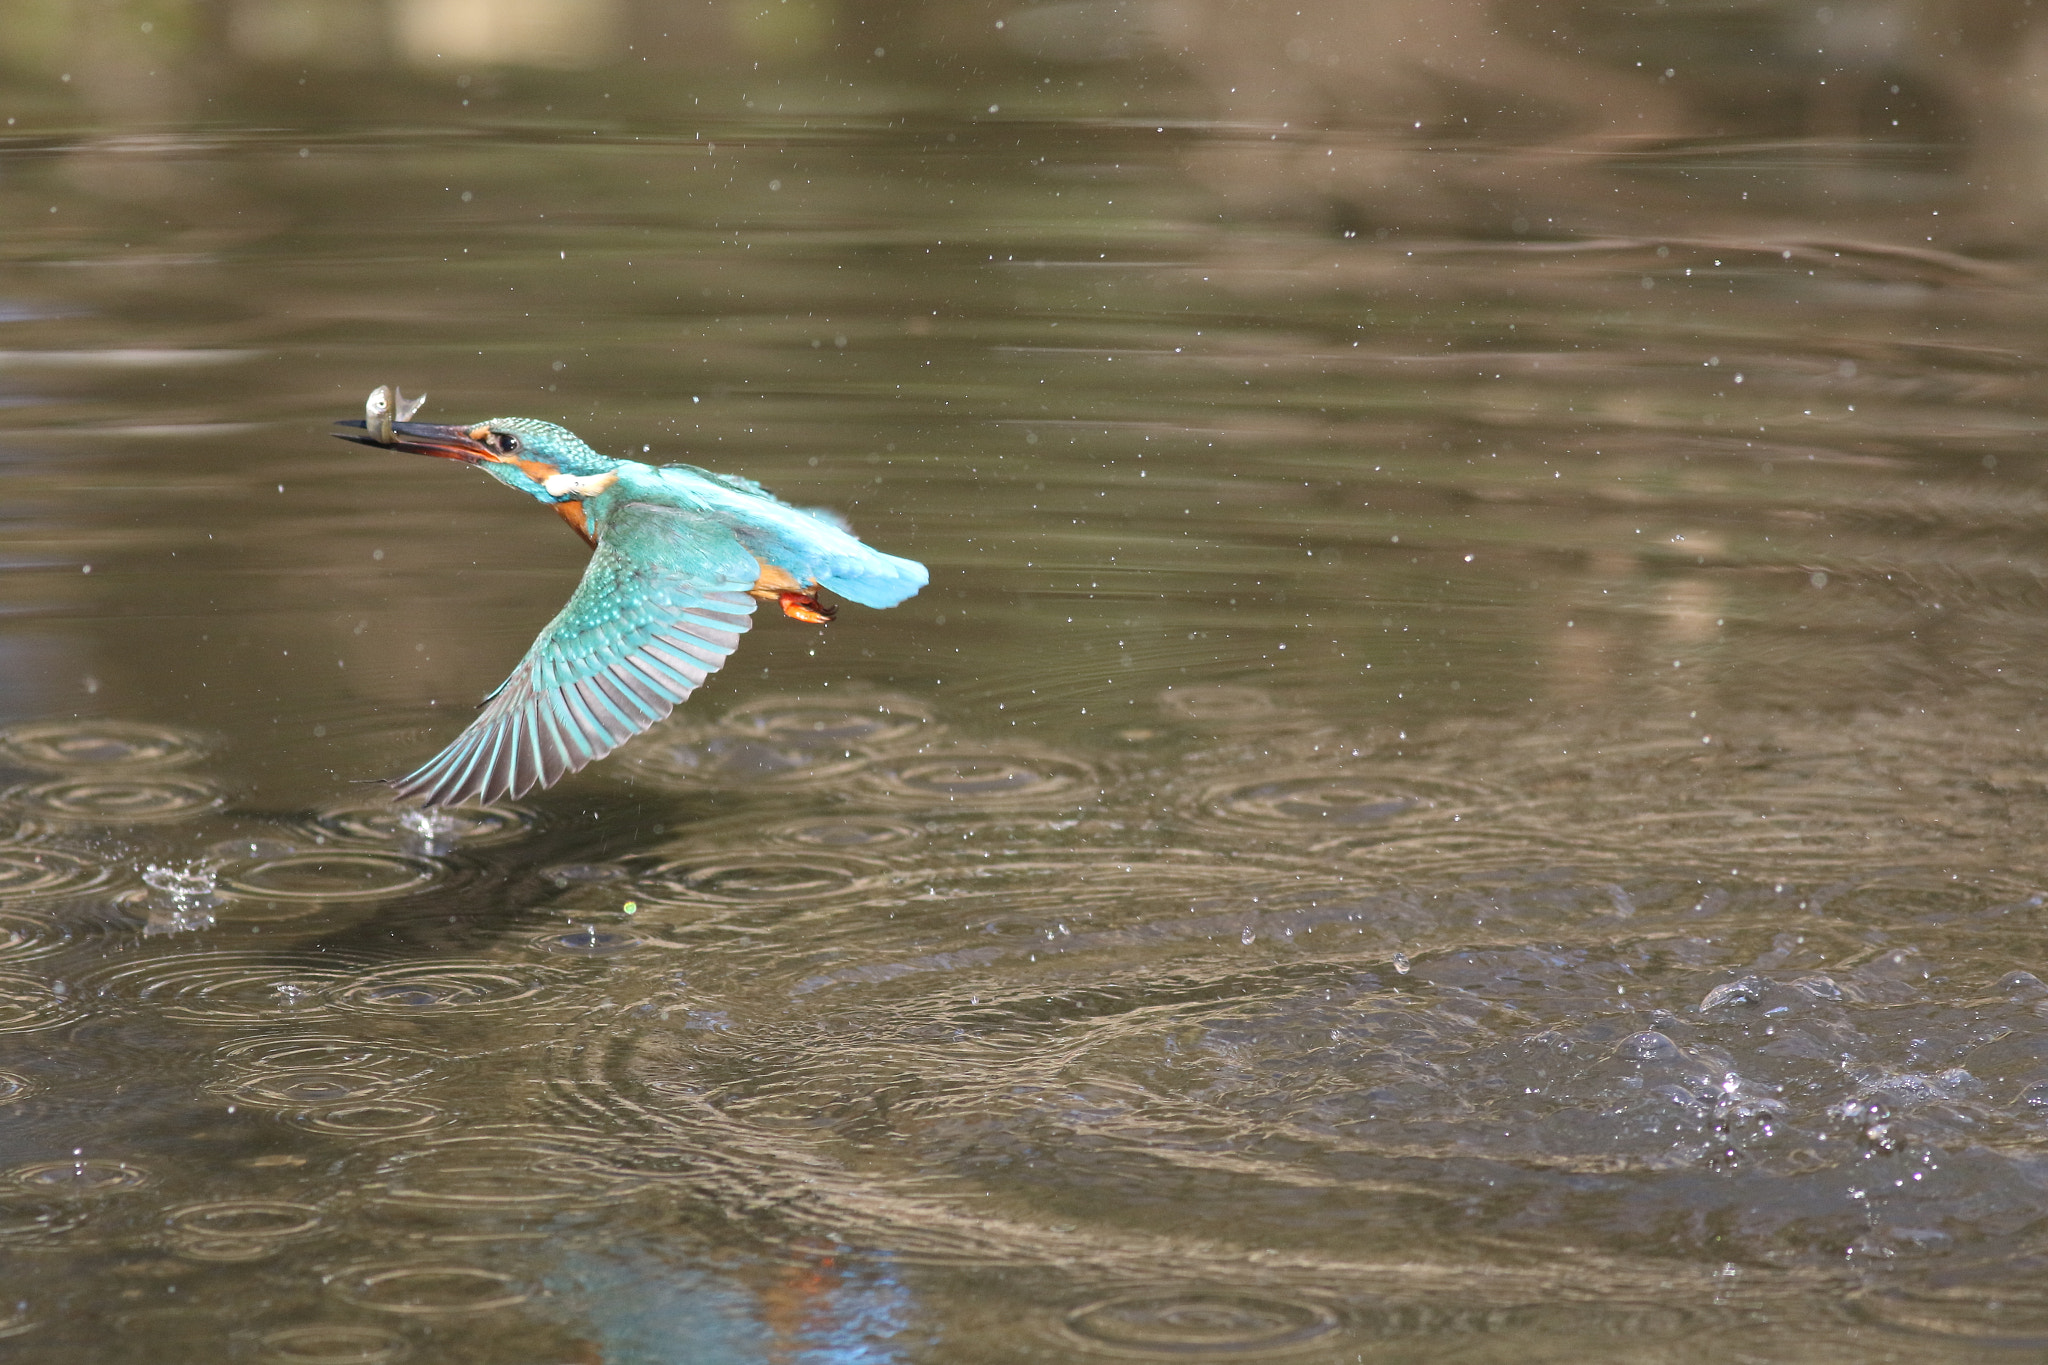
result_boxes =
[553,499,596,547]
[462,428,562,486]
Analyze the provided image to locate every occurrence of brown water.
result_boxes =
[8,11,2048,1362]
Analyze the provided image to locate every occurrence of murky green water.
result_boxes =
[9,9,2048,1361]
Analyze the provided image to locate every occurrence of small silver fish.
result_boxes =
[364,385,426,444]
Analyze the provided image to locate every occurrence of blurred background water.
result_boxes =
[4,0,2048,1360]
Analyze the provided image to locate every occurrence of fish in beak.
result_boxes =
[332,385,499,463]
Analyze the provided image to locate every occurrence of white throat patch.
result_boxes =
[542,472,617,499]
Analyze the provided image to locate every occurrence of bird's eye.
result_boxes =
[487,431,521,455]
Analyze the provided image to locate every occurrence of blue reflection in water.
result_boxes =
[550,1242,913,1365]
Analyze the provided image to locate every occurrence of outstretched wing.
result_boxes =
[392,503,761,806]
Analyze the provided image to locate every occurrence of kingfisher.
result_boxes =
[334,387,927,807]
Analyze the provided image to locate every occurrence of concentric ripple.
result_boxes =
[302,800,539,850]
[718,691,937,747]
[631,851,886,907]
[291,1100,451,1137]
[328,1263,528,1315]
[170,1200,323,1238]
[526,925,646,956]
[82,952,363,1026]
[0,910,71,962]
[0,847,113,901]
[260,1323,410,1365]
[1061,1291,1339,1358]
[768,814,924,848]
[858,743,1101,810]
[222,852,440,903]
[4,775,222,824]
[0,720,207,772]
[625,727,875,789]
[333,962,571,1016]
[369,1133,644,1210]
[226,1071,398,1108]
[10,1159,151,1196]
[0,1195,83,1243]
[0,973,83,1034]
[214,1034,445,1079]
[1184,767,1496,844]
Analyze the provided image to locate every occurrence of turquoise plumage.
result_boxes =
[334,401,927,806]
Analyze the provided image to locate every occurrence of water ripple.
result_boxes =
[222,852,440,903]
[259,1323,411,1364]
[1852,1286,2048,1344]
[669,812,926,851]
[333,961,573,1016]
[170,1201,323,1238]
[1182,767,1497,845]
[0,910,72,962]
[787,851,1352,993]
[9,1158,150,1195]
[1157,684,1285,725]
[858,743,1102,810]
[327,1263,528,1315]
[368,1133,646,1210]
[0,1195,83,1243]
[82,951,364,1026]
[0,847,114,900]
[167,1199,324,1261]
[720,690,937,745]
[4,775,223,824]
[1060,1290,1339,1358]
[0,720,207,772]
[626,728,876,788]
[630,851,887,908]
[624,694,927,790]
[291,1099,451,1137]
[226,1071,399,1108]
[301,800,540,851]
[213,1033,445,1079]
[526,925,647,956]
[0,973,83,1034]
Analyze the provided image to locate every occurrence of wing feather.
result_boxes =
[643,641,710,684]
[558,681,614,752]
[603,663,665,717]
[390,503,760,805]
[571,678,632,745]
[624,652,690,695]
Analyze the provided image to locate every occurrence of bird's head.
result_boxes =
[335,410,619,504]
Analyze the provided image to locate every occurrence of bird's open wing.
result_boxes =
[392,503,761,806]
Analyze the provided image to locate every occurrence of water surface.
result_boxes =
[5,18,2048,1362]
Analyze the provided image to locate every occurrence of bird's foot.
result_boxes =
[777,590,836,624]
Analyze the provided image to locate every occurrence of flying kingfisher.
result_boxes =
[334,387,928,807]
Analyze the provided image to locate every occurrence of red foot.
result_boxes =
[778,591,836,624]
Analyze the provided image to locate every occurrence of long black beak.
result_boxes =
[332,420,498,464]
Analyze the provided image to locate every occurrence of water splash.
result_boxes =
[398,806,468,856]
[140,860,220,936]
